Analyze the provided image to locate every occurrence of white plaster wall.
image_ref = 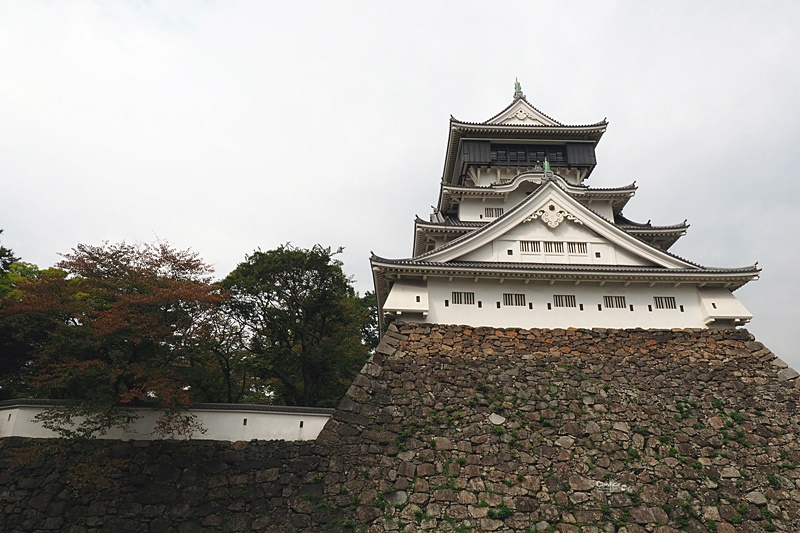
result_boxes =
[0,405,331,442]
[458,199,507,222]
[456,219,657,268]
[424,278,726,329]
[584,202,615,220]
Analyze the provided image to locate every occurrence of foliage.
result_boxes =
[0,228,18,275]
[223,244,370,407]
[181,308,262,404]
[0,262,65,399]
[0,241,223,437]
[356,290,380,353]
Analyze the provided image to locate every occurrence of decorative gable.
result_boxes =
[523,200,583,229]
[485,98,562,126]
[419,180,696,270]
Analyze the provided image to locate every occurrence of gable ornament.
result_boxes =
[524,203,583,229]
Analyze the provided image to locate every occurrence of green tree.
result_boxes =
[0,241,223,438]
[0,229,18,275]
[0,262,59,400]
[357,290,380,352]
[223,244,370,407]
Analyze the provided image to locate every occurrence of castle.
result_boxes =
[3,85,799,532]
[372,82,758,331]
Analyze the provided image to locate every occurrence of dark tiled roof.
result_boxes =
[370,257,759,276]
[414,216,486,228]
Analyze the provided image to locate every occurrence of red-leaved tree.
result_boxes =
[4,241,223,439]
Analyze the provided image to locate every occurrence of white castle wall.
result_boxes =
[0,402,332,442]
[414,278,716,330]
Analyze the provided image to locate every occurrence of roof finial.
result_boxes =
[514,78,525,100]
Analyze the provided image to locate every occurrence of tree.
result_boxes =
[223,244,370,407]
[0,262,57,400]
[0,241,223,438]
[0,229,18,275]
[357,290,380,353]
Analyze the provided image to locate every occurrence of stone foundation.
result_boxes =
[2,323,800,531]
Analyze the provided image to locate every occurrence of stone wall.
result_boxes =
[2,323,800,532]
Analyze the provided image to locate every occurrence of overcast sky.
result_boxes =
[2,1,798,366]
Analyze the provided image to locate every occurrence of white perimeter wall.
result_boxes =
[0,404,331,442]
[424,278,710,329]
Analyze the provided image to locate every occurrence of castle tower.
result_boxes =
[371,83,759,330]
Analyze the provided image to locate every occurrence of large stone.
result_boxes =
[584,421,601,434]
[434,437,453,450]
[613,422,630,433]
[489,413,506,425]
[555,436,575,448]
[568,475,595,491]
[629,506,655,523]
[745,491,768,505]
[384,491,408,506]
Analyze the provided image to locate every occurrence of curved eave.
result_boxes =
[413,220,483,257]
[414,215,487,229]
[371,258,760,291]
[450,120,608,132]
[618,223,690,232]
[438,175,636,214]
[620,227,688,251]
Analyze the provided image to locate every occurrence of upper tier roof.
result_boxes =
[443,85,607,186]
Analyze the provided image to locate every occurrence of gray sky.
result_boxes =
[2,1,799,366]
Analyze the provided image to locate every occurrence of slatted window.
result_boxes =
[553,295,577,308]
[484,208,504,218]
[520,240,541,253]
[503,293,526,306]
[653,296,677,310]
[568,242,588,254]
[543,241,564,253]
[603,296,627,309]
[490,144,566,164]
[451,291,475,305]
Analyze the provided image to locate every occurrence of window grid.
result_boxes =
[451,291,475,305]
[568,242,588,254]
[484,208,504,218]
[603,296,627,309]
[543,241,564,254]
[503,293,526,306]
[653,296,677,310]
[520,240,541,253]
[553,295,577,308]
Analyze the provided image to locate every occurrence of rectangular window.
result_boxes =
[502,293,526,306]
[653,296,677,310]
[451,291,475,305]
[552,295,577,308]
[603,296,627,309]
[520,240,541,253]
[484,207,504,218]
[567,242,588,254]
[543,241,564,253]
